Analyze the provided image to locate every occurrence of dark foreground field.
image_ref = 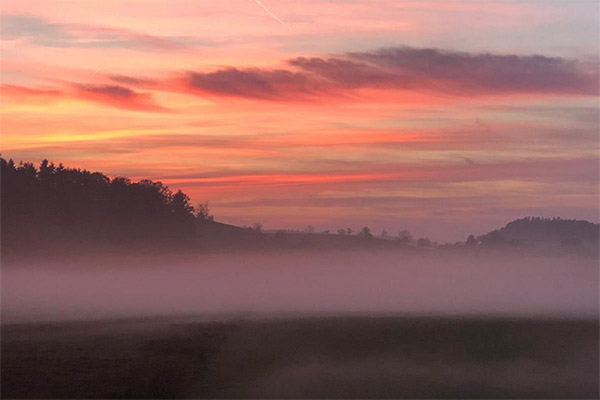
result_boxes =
[2,316,598,399]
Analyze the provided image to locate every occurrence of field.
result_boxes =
[2,315,598,399]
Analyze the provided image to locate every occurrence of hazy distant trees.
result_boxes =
[479,217,599,246]
[358,226,373,239]
[397,230,414,245]
[465,234,477,247]
[416,237,432,248]
[1,157,196,251]
[479,230,506,246]
[467,217,599,251]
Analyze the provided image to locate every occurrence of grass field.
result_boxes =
[2,315,598,398]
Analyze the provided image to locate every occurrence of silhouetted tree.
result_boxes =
[465,234,477,247]
[195,201,214,221]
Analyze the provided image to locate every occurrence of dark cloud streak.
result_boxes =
[185,68,317,99]
[179,46,598,100]
[72,84,169,112]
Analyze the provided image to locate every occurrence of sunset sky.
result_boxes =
[1,0,598,241]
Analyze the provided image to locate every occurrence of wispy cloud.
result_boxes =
[109,75,158,87]
[0,14,212,50]
[1,83,169,112]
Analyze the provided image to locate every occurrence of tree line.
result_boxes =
[3,157,596,253]
[1,158,196,252]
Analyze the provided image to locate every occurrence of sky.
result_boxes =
[1,0,598,241]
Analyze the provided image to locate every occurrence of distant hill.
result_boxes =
[3,158,598,255]
[196,219,263,249]
[477,217,599,247]
[196,221,392,250]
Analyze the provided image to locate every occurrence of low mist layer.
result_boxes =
[2,251,597,323]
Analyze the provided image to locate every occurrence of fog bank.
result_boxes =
[2,251,598,323]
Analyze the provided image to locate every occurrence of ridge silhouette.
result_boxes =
[2,157,598,254]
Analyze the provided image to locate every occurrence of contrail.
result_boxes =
[252,0,292,30]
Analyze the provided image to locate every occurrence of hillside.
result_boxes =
[196,219,263,249]
[477,217,599,247]
[1,158,196,253]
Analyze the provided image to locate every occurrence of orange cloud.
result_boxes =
[1,83,168,112]
[1,84,63,104]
